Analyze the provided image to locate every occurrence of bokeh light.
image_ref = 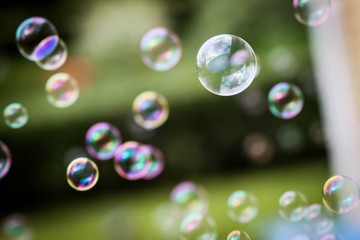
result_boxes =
[278,191,308,222]
[293,0,331,26]
[45,73,79,108]
[3,103,28,129]
[0,141,11,180]
[1,213,33,240]
[66,157,99,191]
[243,132,275,166]
[179,213,217,240]
[227,230,251,240]
[227,190,258,223]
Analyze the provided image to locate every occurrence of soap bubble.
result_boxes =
[133,91,169,130]
[268,82,304,119]
[66,157,99,191]
[294,0,331,26]
[292,234,312,240]
[35,37,67,71]
[303,204,334,236]
[227,230,251,240]
[3,103,28,129]
[322,175,360,214]
[227,190,258,223]
[278,191,308,222]
[0,141,11,180]
[140,27,182,71]
[1,213,33,240]
[141,145,164,180]
[16,17,58,61]
[196,34,257,96]
[86,122,122,161]
[180,213,217,240]
[45,73,79,108]
[320,233,345,240]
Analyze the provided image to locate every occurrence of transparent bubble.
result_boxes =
[133,91,169,130]
[303,204,334,236]
[3,103,28,129]
[45,73,79,108]
[114,141,151,180]
[141,145,165,180]
[196,34,257,96]
[268,82,304,119]
[16,17,58,61]
[322,175,360,214]
[278,191,308,222]
[66,157,99,191]
[180,213,217,240]
[227,190,258,223]
[294,0,331,26]
[320,233,345,240]
[140,27,182,71]
[36,37,67,71]
[0,141,11,180]
[292,234,312,240]
[170,181,209,217]
[227,230,251,240]
[85,122,122,161]
[1,213,33,240]
[243,132,275,166]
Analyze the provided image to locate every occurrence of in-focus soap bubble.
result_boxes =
[1,213,33,240]
[3,103,28,129]
[0,141,11,180]
[320,233,345,240]
[114,141,151,180]
[243,132,275,166]
[227,230,251,240]
[227,190,258,223]
[196,34,257,96]
[140,27,182,71]
[278,191,308,222]
[45,73,79,108]
[171,181,209,217]
[180,213,217,240]
[16,17,58,61]
[322,175,360,214]
[268,82,304,119]
[85,122,122,161]
[294,0,331,26]
[133,91,169,130]
[100,207,136,240]
[36,37,67,70]
[292,234,312,240]
[66,157,99,191]
[303,204,334,236]
[141,145,164,180]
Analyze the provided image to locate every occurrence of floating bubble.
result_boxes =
[85,122,122,161]
[268,82,304,119]
[16,17,58,61]
[322,175,360,214]
[180,213,217,240]
[294,0,331,26]
[1,213,33,240]
[133,91,169,130]
[292,234,312,240]
[320,233,345,240]
[66,157,99,191]
[0,141,11,180]
[196,34,257,96]
[227,190,258,223]
[3,103,28,129]
[278,191,308,222]
[243,132,275,166]
[45,73,79,108]
[303,204,334,236]
[36,37,67,70]
[141,145,164,180]
[227,230,251,240]
[140,27,182,71]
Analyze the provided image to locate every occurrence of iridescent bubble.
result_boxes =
[36,37,67,71]
[1,213,33,240]
[278,191,308,222]
[227,230,251,240]
[180,213,217,240]
[16,17,58,61]
[114,141,151,180]
[303,204,334,236]
[3,103,28,129]
[45,73,79,108]
[227,190,258,223]
[133,91,169,130]
[294,0,331,26]
[66,157,99,191]
[170,181,209,217]
[268,82,304,119]
[322,175,360,214]
[320,233,345,240]
[0,141,11,180]
[141,145,164,180]
[140,27,182,71]
[196,34,257,96]
[292,234,312,240]
[85,122,122,161]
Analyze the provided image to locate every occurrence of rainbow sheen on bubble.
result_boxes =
[278,191,308,222]
[36,37,67,71]
[46,73,79,108]
[0,141,11,180]
[16,17,58,61]
[1,213,33,240]
[4,103,28,129]
[196,34,257,96]
[133,91,169,130]
[268,82,304,119]
[140,27,182,71]
[292,234,312,240]
[180,213,217,240]
[302,204,334,236]
[141,145,165,180]
[227,190,258,223]
[66,157,99,191]
[86,122,122,161]
[320,233,345,240]
[294,0,331,26]
[227,230,251,240]
[322,175,360,214]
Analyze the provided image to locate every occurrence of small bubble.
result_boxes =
[227,230,252,240]
[302,204,334,236]
[1,213,33,240]
[45,73,79,108]
[36,37,67,71]
[4,103,28,129]
[294,0,331,26]
[227,190,258,223]
[66,157,99,191]
[278,191,308,222]
[141,145,164,180]
[180,213,217,240]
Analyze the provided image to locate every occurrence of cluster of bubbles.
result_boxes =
[1,213,33,240]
